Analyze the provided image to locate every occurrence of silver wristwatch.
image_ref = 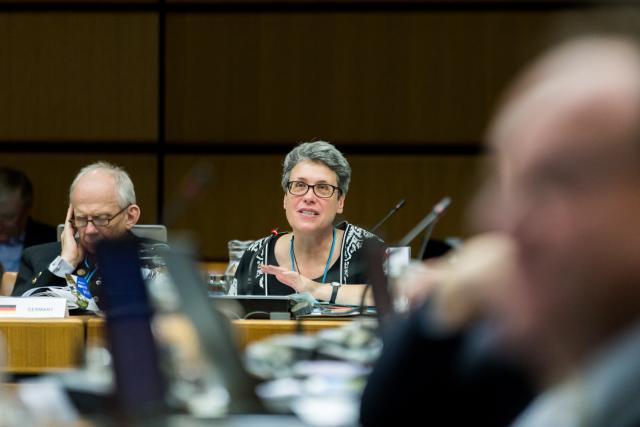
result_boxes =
[329,281,342,304]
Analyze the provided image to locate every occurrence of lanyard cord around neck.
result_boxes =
[83,257,98,283]
[290,227,336,284]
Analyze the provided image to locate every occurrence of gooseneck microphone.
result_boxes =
[370,199,406,233]
[397,197,452,247]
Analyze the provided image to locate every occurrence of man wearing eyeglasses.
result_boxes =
[12,161,142,302]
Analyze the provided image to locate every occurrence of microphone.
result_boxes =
[397,197,451,247]
[163,160,213,226]
[370,199,406,233]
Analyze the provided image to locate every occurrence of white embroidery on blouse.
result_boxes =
[343,225,365,279]
[243,237,269,290]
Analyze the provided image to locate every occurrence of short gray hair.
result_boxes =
[69,161,136,208]
[281,141,352,194]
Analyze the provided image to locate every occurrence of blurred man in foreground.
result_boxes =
[362,36,640,427]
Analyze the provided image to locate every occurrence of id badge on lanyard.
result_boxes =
[76,275,94,300]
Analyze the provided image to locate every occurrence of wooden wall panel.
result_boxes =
[0,154,158,226]
[165,7,640,145]
[165,153,484,259]
[164,153,285,259]
[0,13,158,142]
[165,11,556,145]
[0,0,156,3]
[347,154,484,244]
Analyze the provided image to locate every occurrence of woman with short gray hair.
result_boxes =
[280,141,352,196]
[233,141,385,305]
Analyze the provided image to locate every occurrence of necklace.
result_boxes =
[290,228,336,284]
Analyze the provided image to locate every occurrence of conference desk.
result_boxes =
[0,317,349,374]
[0,318,85,374]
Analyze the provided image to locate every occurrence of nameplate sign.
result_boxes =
[0,297,68,318]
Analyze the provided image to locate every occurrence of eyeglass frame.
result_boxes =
[69,205,130,228]
[286,181,341,199]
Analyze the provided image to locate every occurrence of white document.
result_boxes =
[21,276,100,313]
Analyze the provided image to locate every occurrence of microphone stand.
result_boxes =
[397,197,451,248]
[417,222,436,260]
[371,199,406,234]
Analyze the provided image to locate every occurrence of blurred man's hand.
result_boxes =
[395,233,517,330]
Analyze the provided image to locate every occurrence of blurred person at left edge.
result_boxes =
[12,161,157,305]
[232,141,386,306]
[0,167,56,272]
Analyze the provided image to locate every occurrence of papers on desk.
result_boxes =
[0,296,68,318]
[21,274,100,313]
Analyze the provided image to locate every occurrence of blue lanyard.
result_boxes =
[290,228,336,284]
[74,258,96,300]
[83,258,97,283]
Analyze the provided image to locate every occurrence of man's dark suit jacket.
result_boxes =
[360,301,535,427]
[12,232,162,298]
[23,217,57,248]
[13,241,68,296]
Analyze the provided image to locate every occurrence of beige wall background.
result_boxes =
[0,3,637,259]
